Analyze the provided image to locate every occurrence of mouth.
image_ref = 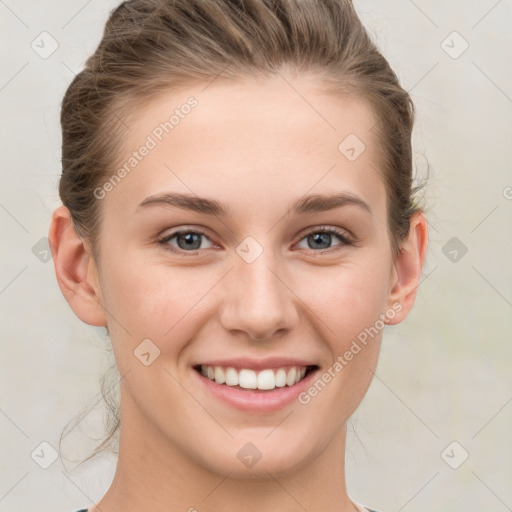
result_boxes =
[193,364,318,392]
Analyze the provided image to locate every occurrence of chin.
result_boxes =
[195,440,319,479]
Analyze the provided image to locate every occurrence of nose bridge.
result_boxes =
[219,241,298,340]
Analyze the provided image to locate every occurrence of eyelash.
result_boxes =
[156,226,353,256]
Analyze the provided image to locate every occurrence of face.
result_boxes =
[91,74,400,477]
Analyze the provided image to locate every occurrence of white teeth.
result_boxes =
[199,364,310,390]
[257,369,275,390]
[239,369,257,389]
[225,367,238,386]
[275,368,287,387]
[286,367,297,386]
[214,366,225,384]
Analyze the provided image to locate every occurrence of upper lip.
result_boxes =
[193,357,318,371]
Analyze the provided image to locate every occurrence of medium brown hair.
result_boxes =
[58,0,425,466]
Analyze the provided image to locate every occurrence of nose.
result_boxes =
[218,250,299,341]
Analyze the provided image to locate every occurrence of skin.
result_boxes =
[49,73,427,512]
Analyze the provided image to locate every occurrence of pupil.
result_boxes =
[178,233,201,250]
[309,232,331,249]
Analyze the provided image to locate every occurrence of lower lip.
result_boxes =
[194,368,318,413]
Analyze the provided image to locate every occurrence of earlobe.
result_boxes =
[385,212,429,325]
[48,205,107,327]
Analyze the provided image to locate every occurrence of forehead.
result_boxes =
[103,75,386,219]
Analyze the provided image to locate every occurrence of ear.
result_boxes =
[385,212,428,325]
[48,205,107,326]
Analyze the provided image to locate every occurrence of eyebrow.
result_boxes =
[136,191,372,217]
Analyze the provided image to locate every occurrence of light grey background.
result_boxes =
[1,1,511,511]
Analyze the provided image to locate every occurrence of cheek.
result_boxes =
[292,263,389,422]
[99,257,219,359]
[297,257,392,350]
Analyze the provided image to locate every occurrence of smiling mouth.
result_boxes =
[193,364,318,391]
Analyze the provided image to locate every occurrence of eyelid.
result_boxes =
[298,224,353,242]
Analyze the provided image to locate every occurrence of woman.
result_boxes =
[49,1,428,510]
